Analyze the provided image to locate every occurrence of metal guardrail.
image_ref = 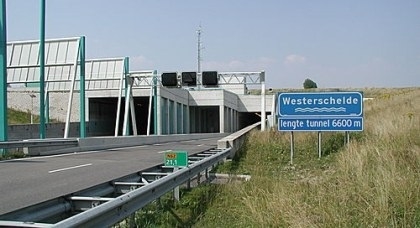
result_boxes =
[0,125,260,227]
[0,148,232,227]
[54,148,232,227]
[0,138,78,149]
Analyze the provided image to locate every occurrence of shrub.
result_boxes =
[303,78,318,89]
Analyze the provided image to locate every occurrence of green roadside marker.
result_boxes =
[164,151,188,167]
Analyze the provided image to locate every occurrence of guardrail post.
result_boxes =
[186,178,191,189]
[205,168,209,180]
[174,167,180,201]
[197,172,201,185]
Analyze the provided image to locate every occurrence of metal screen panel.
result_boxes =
[7,37,80,90]
[81,58,125,91]
[7,38,127,92]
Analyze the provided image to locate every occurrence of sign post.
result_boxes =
[318,131,322,158]
[164,151,188,168]
[164,150,188,201]
[290,132,294,164]
[278,92,363,162]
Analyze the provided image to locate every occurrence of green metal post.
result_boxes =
[153,70,157,134]
[0,0,8,152]
[45,92,49,123]
[124,57,130,136]
[79,36,86,138]
[39,0,46,139]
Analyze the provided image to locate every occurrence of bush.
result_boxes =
[303,78,318,89]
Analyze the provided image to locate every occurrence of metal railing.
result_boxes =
[0,138,78,150]
[0,148,232,227]
[53,148,232,227]
[0,124,260,227]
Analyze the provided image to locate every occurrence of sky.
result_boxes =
[5,0,420,88]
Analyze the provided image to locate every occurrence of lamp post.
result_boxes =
[29,94,36,124]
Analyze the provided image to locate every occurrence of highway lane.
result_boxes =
[0,136,222,215]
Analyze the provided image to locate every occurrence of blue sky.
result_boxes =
[5,0,420,88]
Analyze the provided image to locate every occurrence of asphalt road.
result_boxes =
[0,136,222,215]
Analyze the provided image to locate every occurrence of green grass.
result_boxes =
[116,185,221,228]
[7,107,60,124]
[0,109,34,159]
[0,108,56,159]
[7,108,38,124]
[195,88,420,227]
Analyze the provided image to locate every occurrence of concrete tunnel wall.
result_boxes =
[6,87,274,139]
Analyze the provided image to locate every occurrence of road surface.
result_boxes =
[0,136,222,215]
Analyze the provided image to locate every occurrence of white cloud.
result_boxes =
[228,60,245,69]
[284,54,306,65]
[202,57,277,72]
[130,55,154,70]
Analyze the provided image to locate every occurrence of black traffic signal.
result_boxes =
[161,72,178,87]
[181,72,197,86]
[202,71,218,86]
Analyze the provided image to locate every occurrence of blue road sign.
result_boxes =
[278,117,363,131]
[278,92,363,117]
[278,92,363,132]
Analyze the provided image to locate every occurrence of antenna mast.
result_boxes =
[197,25,203,73]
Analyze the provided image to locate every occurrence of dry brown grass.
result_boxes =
[196,88,420,227]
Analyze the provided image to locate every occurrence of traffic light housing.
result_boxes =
[202,71,218,86]
[181,72,197,86]
[161,72,178,87]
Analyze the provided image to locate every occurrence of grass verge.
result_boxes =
[195,88,420,227]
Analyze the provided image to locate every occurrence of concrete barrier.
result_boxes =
[20,122,258,157]
[32,133,229,156]
[217,122,261,158]
[7,122,116,140]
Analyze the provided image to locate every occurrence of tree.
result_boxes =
[303,78,317,89]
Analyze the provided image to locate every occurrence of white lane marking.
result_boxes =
[108,145,148,151]
[48,163,92,174]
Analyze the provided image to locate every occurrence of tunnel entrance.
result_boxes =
[87,97,270,136]
[88,97,152,136]
[189,106,219,133]
[238,112,269,130]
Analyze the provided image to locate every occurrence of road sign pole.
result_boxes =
[344,131,347,145]
[318,131,322,158]
[347,131,350,145]
[290,131,294,164]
